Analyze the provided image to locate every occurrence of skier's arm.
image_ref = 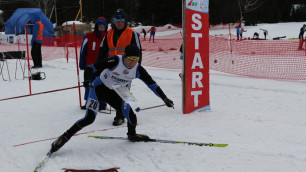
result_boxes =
[137,66,174,107]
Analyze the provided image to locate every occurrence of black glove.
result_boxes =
[164,98,174,108]
[83,80,91,87]
[84,66,93,80]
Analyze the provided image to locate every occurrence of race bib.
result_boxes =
[86,98,99,113]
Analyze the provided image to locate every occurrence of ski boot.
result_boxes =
[50,134,69,153]
[127,133,151,142]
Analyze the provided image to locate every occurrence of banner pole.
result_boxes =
[25,25,32,95]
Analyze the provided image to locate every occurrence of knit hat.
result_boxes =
[111,9,128,30]
[95,17,108,31]
[124,44,140,57]
[98,23,106,27]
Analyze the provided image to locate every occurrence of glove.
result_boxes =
[163,98,174,108]
[83,80,91,87]
[84,66,93,81]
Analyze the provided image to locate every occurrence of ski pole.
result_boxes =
[135,104,167,112]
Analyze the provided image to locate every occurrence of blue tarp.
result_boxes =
[4,8,54,37]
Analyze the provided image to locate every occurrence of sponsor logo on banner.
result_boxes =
[186,0,208,13]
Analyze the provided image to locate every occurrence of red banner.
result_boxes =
[183,0,210,113]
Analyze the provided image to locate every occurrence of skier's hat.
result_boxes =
[124,44,140,57]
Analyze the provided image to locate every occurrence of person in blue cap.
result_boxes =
[95,9,143,126]
[79,17,108,111]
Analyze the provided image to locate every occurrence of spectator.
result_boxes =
[298,24,306,50]
[148,26,156,43]
[95,9,142,126]
[240,28,247,40]
[31,16,44,68]
[235,25,240,40]
[79,17,108,110]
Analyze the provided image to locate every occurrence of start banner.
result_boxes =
[183,0,210,113]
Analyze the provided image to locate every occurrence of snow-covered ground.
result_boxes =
[1,22,306,172]
[210,22,306,39]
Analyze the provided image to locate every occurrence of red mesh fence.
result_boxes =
[140,32,183,69]
[210,36,306,80]
[0,35,83,62]
[1,26,306,80]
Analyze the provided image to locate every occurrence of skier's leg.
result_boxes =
[95,84,137,132]
[51,85,100,152]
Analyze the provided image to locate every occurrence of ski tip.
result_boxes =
[213,144,228,147]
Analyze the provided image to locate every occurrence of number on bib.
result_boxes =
[86,98,99,113]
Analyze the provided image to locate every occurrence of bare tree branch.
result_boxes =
[237,0,263,21]
[23,0,55,18]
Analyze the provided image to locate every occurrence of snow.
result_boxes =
[1,22,306,172]
[210,21,306,39]
[61,21,85,26]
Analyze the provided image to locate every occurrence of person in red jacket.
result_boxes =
[298,24,306,50]
[148,26,156,43]
[79,17,108,110]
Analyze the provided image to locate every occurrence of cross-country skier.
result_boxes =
[260,28,268,39]
[253,32,259,39]
[148,26,156,43]
[239,28,247,40]
[298,24,306,50]
[50,44,174,153]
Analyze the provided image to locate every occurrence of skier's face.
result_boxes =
[98,26,106,32]
[124,56,139,68]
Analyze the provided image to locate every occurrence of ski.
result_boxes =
[88,135,228,147]
[33,150,53,172]
[62,167,120,172]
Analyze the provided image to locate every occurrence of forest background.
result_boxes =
[0,0,306,29]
